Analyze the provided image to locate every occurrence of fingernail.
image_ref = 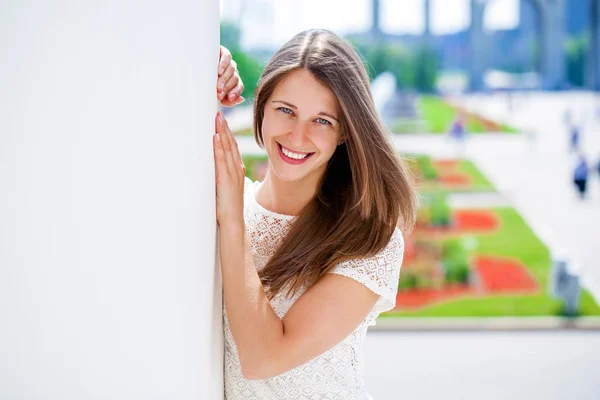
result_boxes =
[218,112,224,123]
[216,133,221,143]
[229,93,236,101]
[218,80,224,90]
[218,65,224,75]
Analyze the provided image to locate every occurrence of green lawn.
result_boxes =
[382,207,600,317]
[456,160,495,190]
[416,96,519,134]
[404,154,495,193]
[242,154,269,182]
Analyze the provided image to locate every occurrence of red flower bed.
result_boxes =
[424,210,500,235]
[438,173,471,186]
[474,255,539,293]
[394,256,539,310]
[433,160,459,169]
[455,210,499,231]
[396,286,473,309]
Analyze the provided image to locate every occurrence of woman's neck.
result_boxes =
[255,170,321,217]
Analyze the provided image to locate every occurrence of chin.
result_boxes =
[270,167,311,183]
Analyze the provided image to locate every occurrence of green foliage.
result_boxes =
[241,154,268,181]
[220,20,241,51]
[348,40,438,91]
[220,21,264,101]
[416,155,438,180]
[565,33,588,88]
[442,239,471,284]
[230,49,263,101]
[429,192,450,227]
[398,273,419,290]
[413,45,438,93]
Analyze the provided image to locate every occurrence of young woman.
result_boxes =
[214,29,418,399]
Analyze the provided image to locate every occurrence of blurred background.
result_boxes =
[221,0,600,398]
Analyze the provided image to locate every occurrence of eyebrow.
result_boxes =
[272,100,339,123]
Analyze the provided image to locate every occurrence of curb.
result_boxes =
[370,317,600,331]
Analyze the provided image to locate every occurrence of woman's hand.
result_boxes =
[217,46,245,107]
[213,111,246,225]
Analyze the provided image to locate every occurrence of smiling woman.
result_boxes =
[214,29,418,399]
[257,69,342,202]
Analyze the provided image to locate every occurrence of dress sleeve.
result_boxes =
[328,229,404,316]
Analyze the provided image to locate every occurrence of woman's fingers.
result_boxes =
[215,112,242,165]
[213,133,224,182]
[218,46,232,76]
[222,67,239,94]
[225,77,244,103]
[216,112,240,172]
[217,46,245,107]
[220,94,245,108]
[218,60,235,88]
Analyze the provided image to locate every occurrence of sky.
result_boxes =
[221,0,520,50]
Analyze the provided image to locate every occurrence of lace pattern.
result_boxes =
[224,178,404,399]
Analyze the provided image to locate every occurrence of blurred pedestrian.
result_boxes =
[448,111,466,156]
[573,153,589,200]
[569,123,581,153]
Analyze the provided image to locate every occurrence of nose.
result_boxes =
[289,120,309,148]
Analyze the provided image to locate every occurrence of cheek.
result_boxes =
[311,132,340,157]
[262,111,293,141]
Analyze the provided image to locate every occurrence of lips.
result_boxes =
[276,142,315,165]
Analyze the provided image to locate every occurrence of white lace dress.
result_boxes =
[224,178,405,400]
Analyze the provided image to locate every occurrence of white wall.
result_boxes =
[0,1,223,398]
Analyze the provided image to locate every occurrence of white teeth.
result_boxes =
[280,144,309,160]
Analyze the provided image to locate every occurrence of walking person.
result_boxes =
[215,29,417,399]
[573,153,589,200]
[448,111,467,157]
[569,123,581,153]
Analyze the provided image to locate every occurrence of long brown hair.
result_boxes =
[252,29,418,299]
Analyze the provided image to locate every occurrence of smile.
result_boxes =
[277,142,315,165]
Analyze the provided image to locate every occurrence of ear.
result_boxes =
[337,137,346,145]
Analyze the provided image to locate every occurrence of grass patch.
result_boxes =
[384,207,600,317]
[419,96,456,134]
[242,154,269,182]
[418,96,519,134]
[456,160,494,190]
[404,154,495,193]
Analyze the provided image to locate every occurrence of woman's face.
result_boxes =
[261,69,342,185]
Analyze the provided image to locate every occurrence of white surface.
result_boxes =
[0,2,222,398]
[364,330,600,400]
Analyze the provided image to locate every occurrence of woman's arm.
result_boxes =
[213,115,381,380]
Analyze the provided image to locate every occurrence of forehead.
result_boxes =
[271,69,339,114]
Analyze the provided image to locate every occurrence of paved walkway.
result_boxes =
[364,330,600,400]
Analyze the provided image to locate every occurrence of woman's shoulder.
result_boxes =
[386,227,405,254]
[335,228,404,271]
